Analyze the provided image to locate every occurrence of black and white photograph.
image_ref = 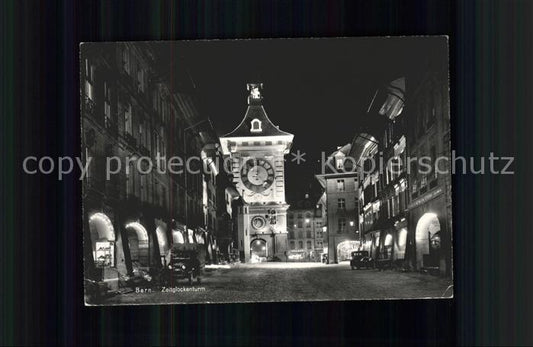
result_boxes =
[81,37,453,305]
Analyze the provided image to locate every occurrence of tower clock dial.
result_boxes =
[240,158,275,193]
[251,216,267,230]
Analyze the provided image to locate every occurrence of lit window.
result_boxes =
[84,59,95,101]
[124,104,132,135]
[337,179,345,192]
[104,83,112,128]
[137,69,145,92]
[122,47,130,74]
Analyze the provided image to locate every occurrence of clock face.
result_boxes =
[240,158,275,193]
[251,216,267,230]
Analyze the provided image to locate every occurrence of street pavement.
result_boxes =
[101,261,453,305]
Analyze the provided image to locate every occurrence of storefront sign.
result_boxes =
[407,187,443,210]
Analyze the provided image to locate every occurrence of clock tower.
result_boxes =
[220,83,294,262]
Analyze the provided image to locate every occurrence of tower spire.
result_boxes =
[247,83,263,105]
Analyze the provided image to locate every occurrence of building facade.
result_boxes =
[219,83,294,263]
[354,65,451,275]
[405,63,452,276]
[354,78,410,268]
[82,43,228,290]
[286,194,321,261]
[316,145,360,264]
[314,198,326,256]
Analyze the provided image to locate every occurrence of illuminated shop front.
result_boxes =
[155,219,170,266]
[336,240,360,261]
[89,213,116,268]
[124,222,150,274]
[394,225,408,261]
[415,213,441,269]
[407,187,451,276]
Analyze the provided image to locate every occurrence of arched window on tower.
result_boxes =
[250,118,262,133]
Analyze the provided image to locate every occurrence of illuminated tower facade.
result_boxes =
[219,83,294,262]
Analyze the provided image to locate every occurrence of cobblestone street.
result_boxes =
[101,262,453,305]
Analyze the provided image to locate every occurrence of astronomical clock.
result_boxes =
[219,83,294,262]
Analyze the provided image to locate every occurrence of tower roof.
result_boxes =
[222,83,293,138]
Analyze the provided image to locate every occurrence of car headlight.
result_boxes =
[181,265,186,270]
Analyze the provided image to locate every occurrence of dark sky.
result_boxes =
[153,37,447,202]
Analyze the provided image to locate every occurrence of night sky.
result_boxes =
[153,37,447,202]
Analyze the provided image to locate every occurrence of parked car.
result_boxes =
[167,245,205,285]
[350,251,373,270]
